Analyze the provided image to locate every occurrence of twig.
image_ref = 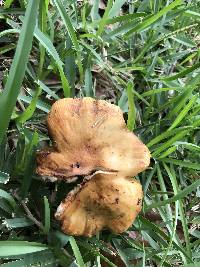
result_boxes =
[13,190,44,231]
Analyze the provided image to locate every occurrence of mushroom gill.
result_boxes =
[36,97,150,236]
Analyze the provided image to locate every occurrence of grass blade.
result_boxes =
[34,27,71,97]
[145,179,200,211]
[124,0,182,37]
[139,216,192,262]
[16,87,42,124]
[0,171,10,184]
[147,127,190,148]
[168,95,197,131]
[38,0,48,78]
[126,81,136,131]
[37,80,60,100]
[69,237,85,267]
[3,217,33,229]
[83,67,94,97]
[152,130,188,157]
[0,241,48,256]
[159,158,200,169]
[0,0,40,145]
[4,0,14,8]
[20,131,39,199]
[0,189,16,209]
[163,163,192,258]
[96,0,113,36]
[162,62,200,82]
[0,28,19,38]
[108,0,126,18]
[54,0,83,82]
[43,196,50,235]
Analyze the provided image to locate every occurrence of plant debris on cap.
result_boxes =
[55,173,143,237]
[36,97,150,237]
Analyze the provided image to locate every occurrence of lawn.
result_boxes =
[0,0,200,266]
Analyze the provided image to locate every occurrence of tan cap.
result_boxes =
[36,97,150,180]
[55,173,143,237]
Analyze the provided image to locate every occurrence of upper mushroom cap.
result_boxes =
[55,173,143,237]
[36,97,150,180]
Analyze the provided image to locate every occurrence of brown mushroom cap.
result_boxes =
[55,173,143,237]
[36,97,150,180]
[36,97,150,236]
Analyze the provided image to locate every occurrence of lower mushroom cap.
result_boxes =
[55,173,143,237]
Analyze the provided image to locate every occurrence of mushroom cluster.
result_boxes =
[36,97,150,237]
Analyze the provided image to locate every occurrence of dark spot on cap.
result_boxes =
[93,100,99,115]
[71,162,81,168]
[137,198,141,205]
[40,151,50,158]
[76,162,80,168]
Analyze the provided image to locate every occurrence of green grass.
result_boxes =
[0,0,200,266]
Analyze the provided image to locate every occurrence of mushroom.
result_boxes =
[37,98,150,180]
[36,97,150,236]
[55,173,143,237]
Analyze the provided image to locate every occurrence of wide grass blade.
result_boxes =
[69,237,85,267]
[43,196,50,235]
[4,0,14,8]
[0,0,40,145]
[0,171,10,184]
[83,67,94,97]
[0,189,16,209]
[20,131,39,199]
[0,29,19,38]
[0,251,57,267]
[0,241,48,256]
[3,217,34,229]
